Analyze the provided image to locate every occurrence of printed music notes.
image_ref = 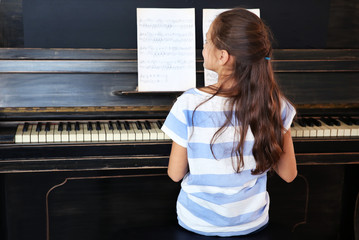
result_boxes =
[137,8,196,92]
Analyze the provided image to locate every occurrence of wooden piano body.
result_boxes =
[0,48,358,240]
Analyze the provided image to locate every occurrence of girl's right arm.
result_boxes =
[274,129,297,183]
[167,141,189,182]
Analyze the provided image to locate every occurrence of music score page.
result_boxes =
[137,8,196,92]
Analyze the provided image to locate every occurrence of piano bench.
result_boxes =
[115,222,293,240]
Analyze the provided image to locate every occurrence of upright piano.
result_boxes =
[0,48,358,240]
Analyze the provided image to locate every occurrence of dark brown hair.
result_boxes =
[208,8,288,174]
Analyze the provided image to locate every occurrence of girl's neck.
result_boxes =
[200,75,236,96]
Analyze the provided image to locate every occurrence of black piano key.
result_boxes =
[96,121,101,131]
[87,122,93,131]
[58,122,63,131]
[124,121,130,130]
[297,119,307,127]
[108,121,114,130]
[144,121,151,130]
[303,118,314,127]
[36,122,42,132]
[339,117,352,126]
[23,122,29,132]
[310,118,322,127]
[135,121,142,130]
[320,117,333,126]
[329,117,341,126]
[347,117,359,125]
[45,122,51,131]
[75,122,80,131]
[66,122,72,131]
[156,120,163,128]
[115,121,122,130]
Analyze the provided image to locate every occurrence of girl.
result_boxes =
[161,8,297,237]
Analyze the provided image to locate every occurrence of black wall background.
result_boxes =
[0,0,359,49]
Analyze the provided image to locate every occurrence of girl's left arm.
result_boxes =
[274,129,297,183]
[167,141,189,182]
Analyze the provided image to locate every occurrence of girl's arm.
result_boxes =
[167,141,189,182]
[274,129,297,183]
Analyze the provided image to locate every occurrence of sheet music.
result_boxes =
[203,8,260,86]
[137,8,196,92]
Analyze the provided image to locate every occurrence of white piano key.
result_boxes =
[124,122,135,141]
[156,120,170,139]
[318,120,331,137]
[76,124,84,142]
[140,122,150,140]
[112,121,125,141]
[146,122,158,140]
[309,125,325,137]
[151,122,165,140]
[329,125,338,137]
[337,120,353,137]
[104,123,114,141]
[83,123,92,142]
[351,124,359,136]
[119,123,130,141]
[61,129,69,142]
[53,124,62,142]
[38,124,47,143]
[290,124,297,137]
[99,123,106,141]
[130,122,142,140]
[302,126,310,137]
[46,124,55,143]
[30,124,39,143]
[309,126,317,137]
[336,123,345,137]
[15,124,24,143]
[291,122,303,137]
[90,123,99,141]
[316,125,325,137]
[22,124,31,143]
[113,127,122,141]
[69,123,77,142]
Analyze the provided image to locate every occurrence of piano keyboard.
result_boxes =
[15,120,170,144]
[13,117,359,144]
[291,117,359,138]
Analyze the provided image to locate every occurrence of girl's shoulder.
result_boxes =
[280,97,296,115]
[177,88,207,102]
[280,97,296,130]
[177,88,227,108]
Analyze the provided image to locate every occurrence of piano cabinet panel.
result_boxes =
[1,169,172,240]
[0,165,356,240]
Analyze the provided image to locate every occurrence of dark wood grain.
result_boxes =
[0,48,358,110]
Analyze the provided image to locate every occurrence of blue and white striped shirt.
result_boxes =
[162,88,296,236]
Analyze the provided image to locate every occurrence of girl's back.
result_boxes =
[162,8,297,237]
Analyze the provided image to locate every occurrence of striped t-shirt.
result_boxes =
[161,88,296,237]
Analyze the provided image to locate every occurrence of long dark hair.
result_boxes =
[206,8,288,174]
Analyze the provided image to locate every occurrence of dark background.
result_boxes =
[1,0,358,49]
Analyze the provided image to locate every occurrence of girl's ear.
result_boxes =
[218,50,230,65]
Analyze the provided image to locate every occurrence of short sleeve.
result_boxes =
[281,98,296,132]
[161,96,189,148]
